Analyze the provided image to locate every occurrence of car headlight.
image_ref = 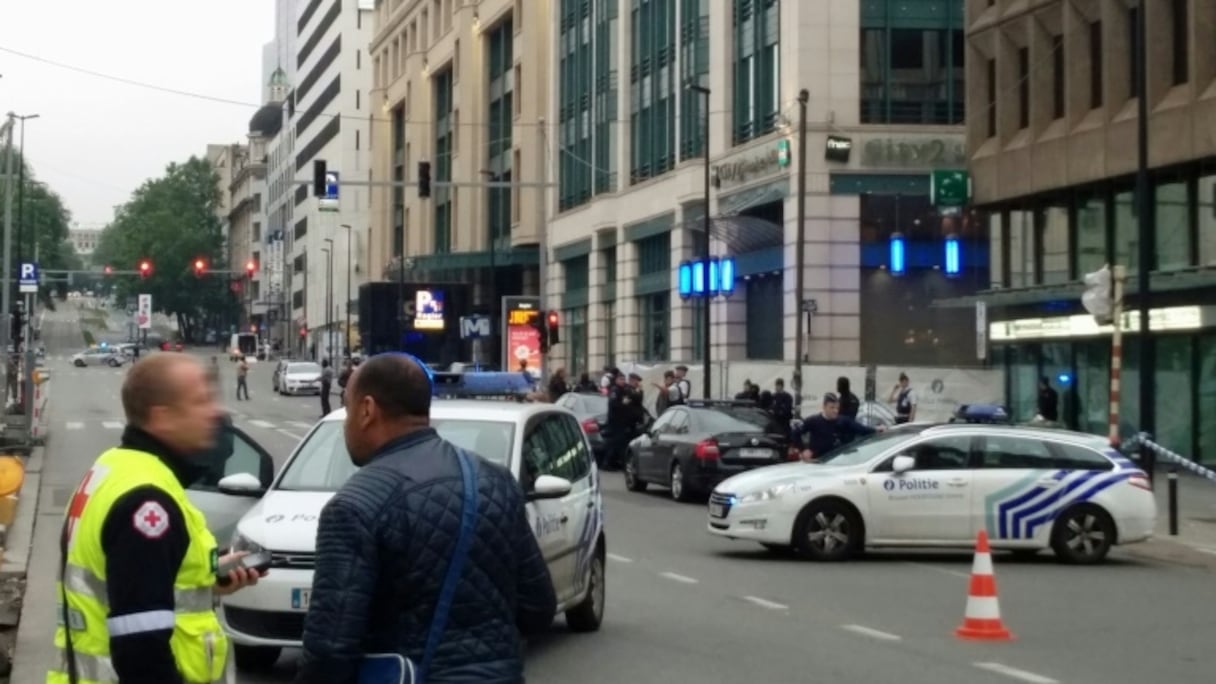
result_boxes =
[230,531,265,554]
[737,482,798,504]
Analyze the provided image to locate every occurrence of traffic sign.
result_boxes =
[460,315,492,340]
[137,294,153,329]
[18,262,38,293]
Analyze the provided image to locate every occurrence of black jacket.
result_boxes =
[296,429,556,684]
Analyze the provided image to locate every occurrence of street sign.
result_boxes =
[320,171,340,212]
[137,294,152,330]
[975,301,988,361]
[18,262,38,294]
[931,169,971,207]
[460,315,492,340]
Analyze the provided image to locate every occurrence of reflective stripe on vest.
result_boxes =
[47,447,227,684]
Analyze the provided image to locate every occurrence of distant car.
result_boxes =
[277,362,323,396]
[708,424,1156,564]
[555,392,610,463]
[72,348,126,368]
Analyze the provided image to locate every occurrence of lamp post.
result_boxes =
[13,113,38,267]
[340,224,353,357]
[688,83,712,399]
[323,237,334,366]
[794,89,808,413]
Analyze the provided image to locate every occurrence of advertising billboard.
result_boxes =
[414,289,445,330]
[502,296,541,379]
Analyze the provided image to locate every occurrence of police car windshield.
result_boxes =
[816,427,928,466]
[276,419,515,491]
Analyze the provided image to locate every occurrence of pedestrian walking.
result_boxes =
[235,355,250,401]
[296,353,556,684]
[47,353,264,684]
[319,359,334,417]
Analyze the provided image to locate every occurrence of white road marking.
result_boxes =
[743,596,789,611]
[288,421,314,429]
[659,571,698,584]
[101,421,124,430]
[65,422,84,430]
[276,429,306,441]
[841,624,902,641]
[248,419,276,429]
[973,663,1059,684]
[606,553,633,563]
[1195,547,1216,556]
[904,561,970,579]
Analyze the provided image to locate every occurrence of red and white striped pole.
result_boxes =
[1108,265,1127,446]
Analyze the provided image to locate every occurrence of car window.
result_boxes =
[288,363,321,374]
[893,435,973,471]
[192,425,271,490]
[668,410,689,434]
[1051,442,1115,471]
[522,414,589,486]
[557,394,577,410]
[818,427,929,466]
[978,435,1055,469]
[649,410,676,433]
[693,407,776,434]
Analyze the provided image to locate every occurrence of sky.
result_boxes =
[0,0,277,229]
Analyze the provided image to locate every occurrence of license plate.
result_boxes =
[739,448,771,459]
[291,588,310,610]
[709,503,726,518]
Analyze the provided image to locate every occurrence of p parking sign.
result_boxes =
[18,262,39,294]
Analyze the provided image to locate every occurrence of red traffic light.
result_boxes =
[103,265,113,275]
[547,311,559,326]
[138,260,152,278]
[299,326,307,337]
[193,258,206,274]
[245,259,257,274]
[250,324,257,333]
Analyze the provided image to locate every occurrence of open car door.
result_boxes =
[186,423,275,545]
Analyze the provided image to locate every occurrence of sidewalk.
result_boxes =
[1121,467,1216,569]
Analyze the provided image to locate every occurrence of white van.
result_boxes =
[229,332,259,361]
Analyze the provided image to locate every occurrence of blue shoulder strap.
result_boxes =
[418,448,479,681]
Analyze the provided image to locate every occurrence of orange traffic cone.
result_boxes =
[954,530,1014,641]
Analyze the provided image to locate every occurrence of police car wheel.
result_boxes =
[565,545,605,632]
[792,499,862,562]
[1050,504,1114,565]
[233,644,281,672]
[624,453,647,492]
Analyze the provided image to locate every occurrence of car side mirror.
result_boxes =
[892,455,916,474]
[527,474,572,501]
[217,472,264,497]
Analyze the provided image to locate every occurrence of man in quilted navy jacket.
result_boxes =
[296,353,557,684]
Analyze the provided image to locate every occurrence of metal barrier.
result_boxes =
[1130,432,1216,537]
[29,372,50,445]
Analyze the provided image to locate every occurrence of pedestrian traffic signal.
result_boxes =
[138,260,152,279]
[546,310,561,346]
[193,258,207,276]
[418,161,432,198]
[313,160,327,197]
[245,259,257,275]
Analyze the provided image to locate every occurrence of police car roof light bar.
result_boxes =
[430,371,535,400]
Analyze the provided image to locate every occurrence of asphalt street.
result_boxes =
[12,301,1216,683]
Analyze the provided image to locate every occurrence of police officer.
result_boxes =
[604,373,632,470]
[888,372,917,424]
[49,354,263,684]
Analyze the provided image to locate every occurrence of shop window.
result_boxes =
[1038,204,1069,284]
[745,276,782,360]
[1005,344,1039,422]
[1200,173,1216,266]
[1040,342,1072,425]
[1075,192,1107,277]
[1008,210,1034,288]
[1153,336,1193,457]
[1076,340,1110,438]
[1198,334,1216,463]
[1155,181,1190,271]
[1118,336,1140,438]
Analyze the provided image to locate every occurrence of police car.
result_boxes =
[707,423,1155,564]
[195,372,607,672]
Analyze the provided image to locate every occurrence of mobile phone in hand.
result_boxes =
[216,550,272,586]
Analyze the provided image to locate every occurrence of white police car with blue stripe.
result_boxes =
[708,423,1154,564]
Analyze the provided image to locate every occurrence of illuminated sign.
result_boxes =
[989,306,1207,342]
[414,289,445,330]
[502,296,542,379]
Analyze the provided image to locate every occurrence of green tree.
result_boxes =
[2,152,79,302]
[93,156,237,341]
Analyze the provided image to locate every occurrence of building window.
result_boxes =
[487,20,514,253]
[564,255,591,290]
[1199,171,1216,266]
[1008,209,1033,288]
[1127,6,1140,100]
[636,232,671,275]
[559,0,618,209]
[679,0,709,159]
[733,0,780,142]
[745,276,782,359]
[1089,21,1103,109]
[1051,35,1064,120]
[859,1,964,126]
[564,306,589,376]
[1113,190,1138,274]
[1155,180,1190,271]
[433,68,455,254]
[630,0,677,184]
[602,246,617,285]
[392,106,405,258]
[1017,47,1029,130]
[989,211,1004,288]
[1037,203,1069,284]
[1171,0,1188,86]
[985,59,996,137]
[1075,191,1107,277]
[639,293,669,360]
[602,301,616,364]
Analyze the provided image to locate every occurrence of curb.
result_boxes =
[1121,537,1216,571]
[0,447,42,579]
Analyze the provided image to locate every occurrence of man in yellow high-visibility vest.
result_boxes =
[49,353,265,684]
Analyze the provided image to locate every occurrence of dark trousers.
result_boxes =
[236,377,249,400]
[321,383,332,416]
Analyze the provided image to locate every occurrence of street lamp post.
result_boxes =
[340,224,353,357]
[689,83,712,399]
[14,113,38,267]
[793,90,809,412]
[323,237,334,366]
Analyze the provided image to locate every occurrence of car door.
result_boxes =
[637,410,677,480]
[971,434,1068,544]
[550,412,600,601]
[520,413,580,605]
[186,424,275,545]
[865,434,975,543]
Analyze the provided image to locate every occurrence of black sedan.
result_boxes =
[624,401,794,502]
[555,391,611,462]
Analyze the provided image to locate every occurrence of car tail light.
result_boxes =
[1127,472,1152,491]
[694,439,720,461]
[580,418,600,434]
[787,446,801,461]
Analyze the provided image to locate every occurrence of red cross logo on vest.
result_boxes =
[65,465,110,549]
[133,501,170,539]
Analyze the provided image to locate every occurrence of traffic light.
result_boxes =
[299,326,308,337]
[418,161,432,198]
[193,258,207,276]
[546,310,561,346]
[103,265,113,276]
[245,259,257,275]
[313,160,327,197]
[1081,265,1114,324]
[529,310,549,353]
[138,259,152,279]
